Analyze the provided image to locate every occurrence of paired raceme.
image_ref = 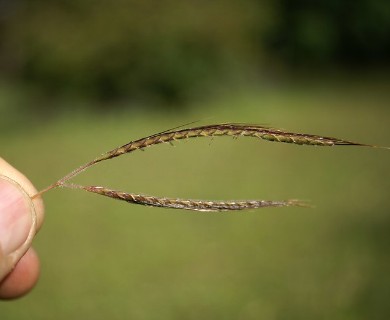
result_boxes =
[31,123,386,212]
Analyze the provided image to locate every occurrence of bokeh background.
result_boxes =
[1,0,389,319]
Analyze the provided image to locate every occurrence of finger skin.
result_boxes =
[0,158,44,299]
[0,157,44,231]
[0,248,40,299]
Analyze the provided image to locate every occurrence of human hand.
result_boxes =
[0,158,44,299]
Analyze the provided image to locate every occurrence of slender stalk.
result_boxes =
[31,160,97,199]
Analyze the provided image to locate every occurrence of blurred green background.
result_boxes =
[1,0,389,319]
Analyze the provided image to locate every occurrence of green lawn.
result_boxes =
[1,78,389,319]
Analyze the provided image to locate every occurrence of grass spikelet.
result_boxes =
[31,122,386,211]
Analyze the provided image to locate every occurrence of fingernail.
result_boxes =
[0,176,35,256]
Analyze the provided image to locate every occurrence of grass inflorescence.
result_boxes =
[31,123,387,211]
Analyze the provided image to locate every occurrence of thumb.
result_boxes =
[0,158,44,282]
[0,176,36,280]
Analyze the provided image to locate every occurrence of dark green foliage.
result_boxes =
[0,0,389,108]
[0,0,258,105]
[264,0,390,66]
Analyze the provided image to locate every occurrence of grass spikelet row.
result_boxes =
[77,185,308,212]
[97,123,375,163]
